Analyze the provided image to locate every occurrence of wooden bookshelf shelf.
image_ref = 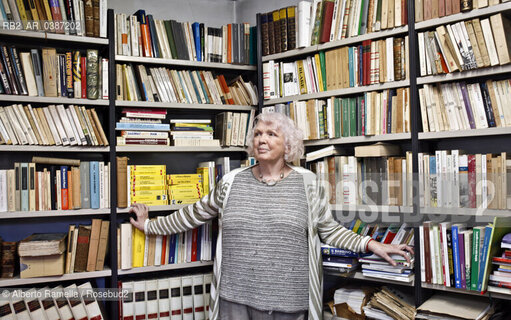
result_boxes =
[262,26,409,62]
[415,2,511,31]
[116,146,246,152]
[0,145,110,152]
[420,207,511,217]
[304,133,411,147]
[0,269,112,287]
[116,204,188,214]
[325,270,415,287]
[0,209,111,219]
[263,80,410,105]
[419,127,511,140]
[118,261,214,275]
[0,95,110,106]
[115,55,257,71]
[417,64,511,85]
[115,100,257,111]
[331,204,414,214]
[0,29,109,45]
[421,283,490,298]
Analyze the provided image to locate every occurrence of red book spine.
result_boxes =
[161,235,167,265]
[122,138,168,145]
[191,228,198,262]
[138,15,152,57]
[363,40,371,86]
[217,75,234,105]
[61,167,69,210]
[468,155,476,208]
[319,0,335,43]
[227,24,232,63]
[80,56,87,98]
[424,222,432,284]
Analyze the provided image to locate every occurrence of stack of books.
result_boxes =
[116,108,170,146]
[488,232,511,294]
[128,165,168,207]
[214,111,253,147]
[0,159,110,212]
[262,0,408,56]
[419,79,511,133]
[167,174,204,205]
[119,274,212,320]
[170,119,219,147]
[418,14,511,76]
[0,0,107,37]
[419,217,511,294]
[322,244,362,273]
[0,104,108,146]
[0,47,108,100]
[359,223,415,283]
[115,11,256,64]
[418,150,510,210]
[0,283,105,320]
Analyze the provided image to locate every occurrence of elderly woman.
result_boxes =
[130,112,413,320]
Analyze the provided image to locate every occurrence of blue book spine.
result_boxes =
[174,233,179,262]
[197,225,202,261]
[21,163,29,211]
[358,45,363,86]
[146,15,160,58]
[195,71,210,104]
[0,1,7,21]
[187,71,203,104]
[177,71,191,103]
[477,225,493,292]
[90,161,100,209]
[115,123,170,131]
[168,234,176,264]
[192,22,201,61]
[452,225,461,288]
[320,247,365,258]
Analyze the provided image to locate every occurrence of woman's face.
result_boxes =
[253,121,286,163]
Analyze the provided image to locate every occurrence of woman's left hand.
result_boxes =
[367,240,414,267]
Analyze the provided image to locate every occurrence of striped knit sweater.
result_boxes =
[145,165,372,320]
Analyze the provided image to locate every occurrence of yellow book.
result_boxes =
[314,53,324,92]
[196,167,210,195]
[352,219,362,233]
[169,189,202,198]
[131,176,166,183]
[132,227,145,268]
[131,185,168,191]
[131,194,168,202]
[131,180,167,187]
[131,200,168,206]
[131,190,167,197]
[168,174,202,185]
[130,165,166,174]
[170,199,199,205]
[168,183,203,190]
[296,59,307,95]
[16,0,29,28]
[173,123,212,128]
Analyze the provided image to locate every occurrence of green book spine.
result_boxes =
[342,99,349,137]
[334,98,341,138]
[319,51,327,91]
[323,103,328,138]
[350,98,357,137]
[470,228,480,291]
[318,106,325,138]
[164,20,178,60]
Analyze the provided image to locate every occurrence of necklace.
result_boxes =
[258,166,285,186]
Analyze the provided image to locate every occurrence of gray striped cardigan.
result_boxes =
[145,165,372,320]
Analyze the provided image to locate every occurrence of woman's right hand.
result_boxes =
[129,203,149,231]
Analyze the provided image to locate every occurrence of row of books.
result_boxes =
[119,274,212,320]
[0,104,108,146]
[115,11,256,65]
[266,88,410,140]
[119,222,213,270]
[0,160,110,212]
[416,0,505,22]
[214,111,254,147]
[263,36,407,99]
[0,0,107,37]
[166,173,205,205]
[117,64,258,106]
[0,283,104,320]
[310,150,413,206]
[0,47,108,100]
[418,151,511,210]
[419,80,511,133]
[419,217,511,294]
[418,14,511,76]
[262,0,408,56]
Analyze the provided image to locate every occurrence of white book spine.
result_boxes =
[102,58,109,100]
[181,276,193,320]
[121,282,135,320]
[65,108,82,146]
[49,105,69,145]
[77,283,103,320]
[0,170,6,212]
[480,18,500,66]
[169,277,182,320]
[145,280,158,320]
[157,279,170,320]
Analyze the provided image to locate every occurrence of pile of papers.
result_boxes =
[415,293,492,320]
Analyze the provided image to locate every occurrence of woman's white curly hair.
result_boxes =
[246,112,304,162]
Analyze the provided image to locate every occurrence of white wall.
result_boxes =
[235,0,298,25]
[108,0,236,27]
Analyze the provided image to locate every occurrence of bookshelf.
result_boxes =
[0,209,111,219]
[0,146,110,152]
[256,0,511,310]
[115,146,247,152]
[0,29,110,45]
[115,55,258,71]
[0,95,111,105]
[116,100,258,111]
[325,270,415,287]
[0,269,113,287]
[118,261,214,275]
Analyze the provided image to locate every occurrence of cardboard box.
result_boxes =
[19,254,65,278]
